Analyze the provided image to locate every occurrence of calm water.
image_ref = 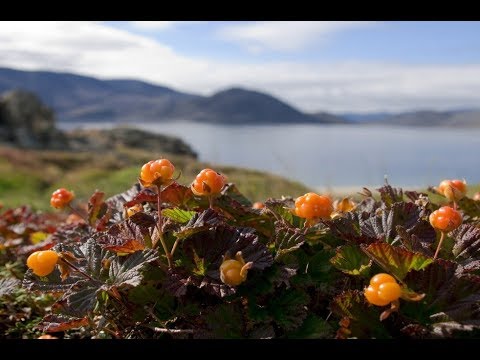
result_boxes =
[59,121,480,190]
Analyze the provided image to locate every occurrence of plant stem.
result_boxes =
[156,185,172,268]
[433,231,445,260]
[67,204,89,225]
[59,257,97,282]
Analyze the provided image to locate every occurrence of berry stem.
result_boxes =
[59,256,97,282]
[433,231,445,260]
[156,185,172,268]
[208,195,214,209]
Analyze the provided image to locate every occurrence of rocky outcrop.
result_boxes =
[0,90,197,158]
[67,127,197,157]
[0,90,68,149]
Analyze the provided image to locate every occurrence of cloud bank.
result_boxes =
[0,21,479,113]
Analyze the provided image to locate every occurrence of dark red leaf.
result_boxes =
[39,314,89,333]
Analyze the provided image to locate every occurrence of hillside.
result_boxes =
[363,110,480,127]
[0,67,344,125]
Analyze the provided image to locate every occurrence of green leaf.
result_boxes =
[451,224,480,259]
[330,244,372,276]
[97,218,154,252]
[54,279,100,317]
[87,190,109,228]
[205,303,243,339]
[162,208,196,224]
[174,208,225,240]
[264,197,305,228]
[288,315,333,339]
[458,196,480,219]
[221,183,252,207]
[363,241,433,280]
[330,290,391,339]
[268,289,309,331]
[108,249,159,288]
[128,284,162,306]
[404,260,480,322]
[0,277,20,297]
[273,225,305,260]
[377,183,403,207]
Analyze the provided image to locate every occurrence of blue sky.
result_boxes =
[1,21,480,113]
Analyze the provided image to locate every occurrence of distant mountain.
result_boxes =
[0,67,344,125]
[365,110,480,127]
[310,111,352,124]
[340,112,395,123]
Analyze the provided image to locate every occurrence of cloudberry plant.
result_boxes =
[438,179,467,203]
[26,250,59,277]
[139,158,175,187]
[191,168,226,197]
[191,168,227,208]
[364,273,401,306]
[50,188,75,209]
[219,251,253,287]
[429,206,463,259]
[294,192,333,223]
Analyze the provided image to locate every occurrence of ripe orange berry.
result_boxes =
[140,159,175,187]
[365,273,402,306]
[191,168,226,196]
[253,202,265,209]
[26,250,59,277]
[369,273,397,287]
[438,179,467,202]
[377,282,402,302]
[50,188,75,209]
[334,198,356,213]
[364,286,391,306]
[294,192,333,219]
[219,251,252,287]
[429,206,463,232]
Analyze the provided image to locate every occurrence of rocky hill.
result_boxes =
[0,90,197,157]
[0,67,346,125]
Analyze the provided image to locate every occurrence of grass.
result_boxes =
[0,145,312,211]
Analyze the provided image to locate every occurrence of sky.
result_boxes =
[1,21,480,114]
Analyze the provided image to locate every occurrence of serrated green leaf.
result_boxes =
[221,183,252,207]
[363,242,433,280]
[205,304,243,338]
[128,284,162,306]
[54,279,100,317]
[264,198,306,228]
[174,208,225,240]
[162,208,196,224]
[0,277,20,297]
[451,224,480,259]
[273,225,305,260]
[268,289,309,331]
[459,197,480,219]
[330,290,391,339]
[288,315,333,339]
[330,244,372,276]
[109,250,159,288]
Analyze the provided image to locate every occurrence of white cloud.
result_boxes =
[0,21,480,113]
[129,21,175,30]
[218,21,377,53]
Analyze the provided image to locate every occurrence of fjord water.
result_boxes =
[59,121,480,191]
